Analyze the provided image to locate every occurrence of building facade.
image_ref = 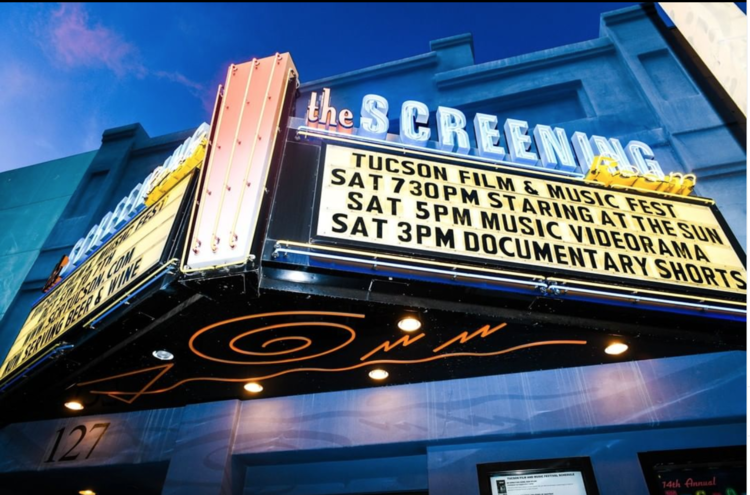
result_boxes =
[0,5,745,495]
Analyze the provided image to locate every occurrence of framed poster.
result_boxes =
[638,446,746,495]
[477,457,600,495]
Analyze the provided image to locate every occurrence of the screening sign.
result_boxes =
[0,176,191,383]
[316,145,746,296]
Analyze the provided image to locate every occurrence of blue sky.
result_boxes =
[0,3,745,172]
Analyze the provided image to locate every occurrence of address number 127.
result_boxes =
[45,422,110,463]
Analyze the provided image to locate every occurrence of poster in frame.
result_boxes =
[477,457,601,495]
[638,445,746,495]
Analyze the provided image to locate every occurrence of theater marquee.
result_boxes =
[316,145,746,296]
[0,176,192,382]
[0,50,745,426]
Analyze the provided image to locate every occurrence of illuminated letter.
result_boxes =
[306,91,319,123]
[571,131,595,173]
[400,100,430,146]
[359,94,389,140]
[80,224,102,257]
[124,183,144,218]
[319,88,337,127]
[532,125,576,172]
[626,141,664,178]
[339,109,354,129]
[163,150,179,175]
[590,136,625,173]
[608,138,638,173]
[100,196,128,239]
[436,106,470,154]
[94,211,115,246]
[191,122,210,143]
[60,238,86,276]
[181,123,209,161]
[473,113,505,160]
[109,183,143,236]
[141,166,164,203]
[503,118,538,165]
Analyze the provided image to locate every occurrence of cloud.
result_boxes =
[154,70,204,94]
[46,3,146,77]
[0,63,39,107]
[32,137,56,152]
[39,3,205,94]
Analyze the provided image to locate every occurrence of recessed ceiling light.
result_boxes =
[368,369,389,380]
[152,350,174,361]
[65,401,84,411]
[397,315,421,332]
[605,343,628,355]
[286,271,309,283]
[244,382,263,393]
[79,490,96,495]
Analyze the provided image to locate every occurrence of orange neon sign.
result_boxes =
[360,333,426,361]
[184,53,298,272]
[77,311,587,403]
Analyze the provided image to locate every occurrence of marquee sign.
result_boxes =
[0,51,744,424]
[0,176,192,383]
[315,144,746,297]
[57,124,209,281]
[183,53,298,272]
[306,88,664,178]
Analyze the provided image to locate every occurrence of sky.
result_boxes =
[0,3,746,172]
